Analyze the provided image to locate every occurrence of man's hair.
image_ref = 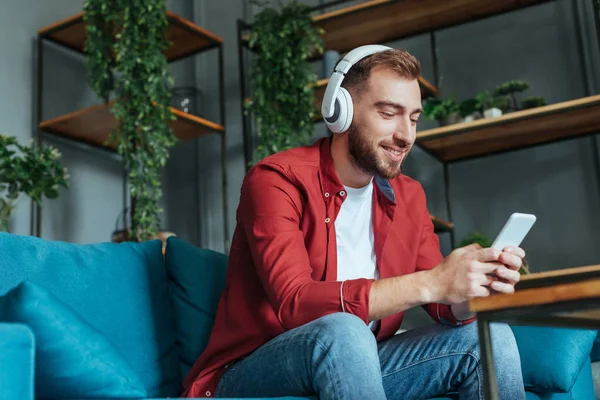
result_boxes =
[341,48,421,99]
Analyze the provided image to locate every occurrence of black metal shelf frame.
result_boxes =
[237,0,600,249]
[33,13,230,251]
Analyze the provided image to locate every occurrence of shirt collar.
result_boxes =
[318,135,396,205]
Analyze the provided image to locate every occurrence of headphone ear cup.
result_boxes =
[324,87,353,133]
[338,87,353,133]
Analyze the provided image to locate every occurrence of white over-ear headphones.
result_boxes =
[321,44,392,133]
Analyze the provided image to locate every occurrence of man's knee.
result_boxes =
[488,322,522,367]
[310,313,377,352]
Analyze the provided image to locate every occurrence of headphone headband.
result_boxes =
[321,45,392,119]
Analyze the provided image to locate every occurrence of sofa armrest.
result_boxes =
[510,326,597,393]
[0,323,35,400]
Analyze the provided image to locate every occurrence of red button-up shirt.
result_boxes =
[183,136,475,398]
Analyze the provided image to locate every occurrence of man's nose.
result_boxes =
[393,118,415,147]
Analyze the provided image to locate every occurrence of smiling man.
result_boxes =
[183,46,526,400]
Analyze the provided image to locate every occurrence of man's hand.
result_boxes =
[429,244,525,306]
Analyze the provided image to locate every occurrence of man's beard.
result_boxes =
[347,122,405,179]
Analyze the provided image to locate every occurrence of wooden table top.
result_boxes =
[469,264,600,314]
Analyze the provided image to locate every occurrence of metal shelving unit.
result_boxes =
[237,0,600,248]
[33,11,229,249]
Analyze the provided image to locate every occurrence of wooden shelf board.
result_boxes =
[39,104,223,151]
[416,95,600,162]
[313,0,551,55]
[37,11,222,61]
[431,214,453,233]
[469,276,600,313]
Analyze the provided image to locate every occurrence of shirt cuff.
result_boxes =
[437,303,477,326]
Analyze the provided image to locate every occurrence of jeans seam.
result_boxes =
[381,351,480,379]
[313,337,343,400]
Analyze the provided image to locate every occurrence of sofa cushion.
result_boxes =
[0,281,147,398]
[510,326,597,393]
[0,233,180,397]
[164,237,228,378]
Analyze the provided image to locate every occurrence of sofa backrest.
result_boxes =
[164,236,228,379]
[0,233,181,397]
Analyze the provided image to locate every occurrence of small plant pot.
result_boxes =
[463,112,482,123]
[440,113,463,126]
[484,107,503,118]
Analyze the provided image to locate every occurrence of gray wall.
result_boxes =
[1,0,599,277]
[0,0,124,244]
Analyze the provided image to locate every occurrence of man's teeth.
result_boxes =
[384,146,401,155]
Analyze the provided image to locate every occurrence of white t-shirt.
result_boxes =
[335,180,379,330]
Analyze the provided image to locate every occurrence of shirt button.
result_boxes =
[324,192,330,197]
[339,190,346,196]
[325,217,331,223]
[206,391,211,396]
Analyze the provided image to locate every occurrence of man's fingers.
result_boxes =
[495,266,520,285]
[473,285,491,298]
[490,280,515,294]
[473,260,504,275]
[503,246,526,259]
[499,252,523,271]
[475,248,502,263]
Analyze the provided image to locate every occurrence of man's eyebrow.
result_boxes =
[374,101,423,114]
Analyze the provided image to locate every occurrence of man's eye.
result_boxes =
[380,112,394,118]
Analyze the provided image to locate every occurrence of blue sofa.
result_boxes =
[0,232,597,399]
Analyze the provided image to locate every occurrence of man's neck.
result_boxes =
[331,133,373,189]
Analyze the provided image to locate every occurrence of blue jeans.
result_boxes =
[215,313,525,400]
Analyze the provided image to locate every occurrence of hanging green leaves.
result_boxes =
[83,0,177,241]
[246,0,324,164]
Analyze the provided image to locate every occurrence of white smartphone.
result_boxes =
[490,213,537,251]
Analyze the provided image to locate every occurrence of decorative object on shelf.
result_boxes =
[459,98,480,122]
[459,231,530,275]
[521,96,547,110]
[474,90,510,119]
[245,0,324,165]
[170,86,204,117]
[423,98,462,125]
[0,134,70,232]
[83,0,177,241]
[493,79,530,111]
[111,208,175,255]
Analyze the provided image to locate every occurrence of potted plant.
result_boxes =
[475,91,510,119]
[83,0,177,241]
[0,134,70,232]
[521,96,547,110]
[459,231,531,275]
[423,98,462,125]
[459,98,480,123]
[245,0,324,165]
[493,79,530,111]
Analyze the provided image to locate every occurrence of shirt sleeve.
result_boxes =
[238,162,374,330]
[414,186,477,327]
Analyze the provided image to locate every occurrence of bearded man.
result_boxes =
[183,46,526,400]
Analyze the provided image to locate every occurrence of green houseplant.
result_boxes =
[521,96,547,110]
[245,0,324,165]
[83,0,177,241]
[0,134,70,232]
[493,80,530,111]
[423,98,461,125]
